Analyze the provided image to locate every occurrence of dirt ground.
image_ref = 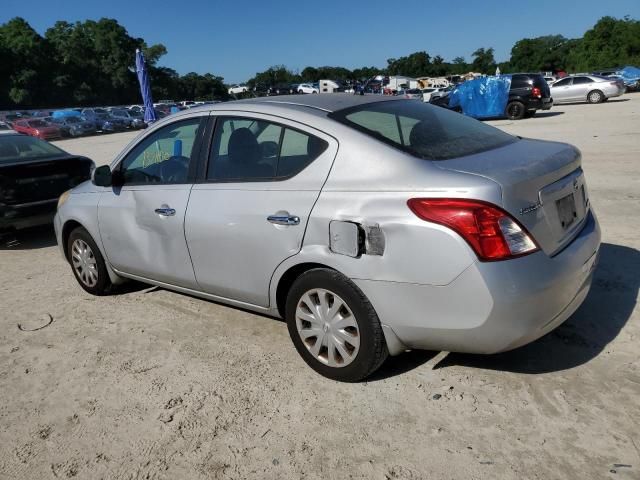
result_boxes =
[1,96,639,480]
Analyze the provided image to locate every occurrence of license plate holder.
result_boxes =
[556,193,577,230]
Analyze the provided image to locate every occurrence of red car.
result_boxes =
[12,119,62,140]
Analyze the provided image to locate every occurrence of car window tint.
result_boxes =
[207,116,328,181]
[510,76,530,89]
[277,128,328,177]
[345,110,402,144]
[553,78,572,87]
[119,117,202,185]
[572,77,592,85]
[330,100,516,161]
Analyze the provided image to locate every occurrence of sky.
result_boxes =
[3,0,640,83]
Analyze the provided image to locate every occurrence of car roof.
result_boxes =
[209,93,401,114]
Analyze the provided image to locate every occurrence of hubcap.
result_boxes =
[590,92,600,102]
[71,239,98,287]
[295,289,360,368]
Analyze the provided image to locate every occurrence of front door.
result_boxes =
[185,115,337,307]
[98,116,206,288]
[550,77,573,103]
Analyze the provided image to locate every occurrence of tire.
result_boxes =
[506,101,526,120]
[285,268,388,382]
[524,110,536,118]
[67,227,113,296]
[298,90,304,94]
[587,90,604,104]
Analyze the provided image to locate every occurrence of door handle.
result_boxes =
[155,207,176,216]
[267,214,300,226]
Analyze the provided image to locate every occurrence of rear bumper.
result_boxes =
[355,209,601,354]
[527,97,553,111]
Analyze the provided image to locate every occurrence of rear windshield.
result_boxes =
[329,100,517,160]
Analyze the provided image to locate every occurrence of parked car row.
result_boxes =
[425,72,627,120]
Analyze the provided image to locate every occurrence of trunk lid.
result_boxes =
[434,138,589,256]
[0,156,93,206]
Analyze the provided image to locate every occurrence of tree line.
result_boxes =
[1,15,638,109]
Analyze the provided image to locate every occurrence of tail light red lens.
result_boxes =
[407,198,539,261]
[532,87,542,98]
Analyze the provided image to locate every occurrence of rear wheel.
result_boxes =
[285,269,388,382]
[506,101,526,120]
[67,227,112,296]
[587,90,604,104]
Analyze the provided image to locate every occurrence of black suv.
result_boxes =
[507,73,553,119]
[430,73,553,120]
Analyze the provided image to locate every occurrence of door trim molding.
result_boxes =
[111,267,277,317]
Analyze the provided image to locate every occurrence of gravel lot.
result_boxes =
[1,97,639,480]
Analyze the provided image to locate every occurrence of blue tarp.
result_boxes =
[448,75,512,119]
[615,66,640,87]
[52,109,81,119]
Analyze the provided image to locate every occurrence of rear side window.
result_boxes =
[329,100,516,161]
[572,77,592,85]
[510,75,531,89]
[207,116,328,181]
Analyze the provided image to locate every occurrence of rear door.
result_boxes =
[570,76,593,101]
[185,114,337,307]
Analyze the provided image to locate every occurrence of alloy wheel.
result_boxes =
[71,239,98,287]
[295,289,360,368]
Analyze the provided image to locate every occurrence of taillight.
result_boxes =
[532,87,542,98]
[407,198,539,261]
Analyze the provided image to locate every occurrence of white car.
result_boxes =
[297,83,319,94]
[228,85,249,95]
[422,87,445,102]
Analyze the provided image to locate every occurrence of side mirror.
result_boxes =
[92,165,113,187]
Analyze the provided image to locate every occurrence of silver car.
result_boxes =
[550,75,625,104]
[54,95,601,381]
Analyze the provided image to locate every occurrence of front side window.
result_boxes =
[119,117,203,184]
[329,100,516,161]
[552,78,572,87]
[207,117,328,181]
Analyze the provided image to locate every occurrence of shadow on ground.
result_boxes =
[435,242,638,374]
[531,111,564,118]
[0,225,57,250]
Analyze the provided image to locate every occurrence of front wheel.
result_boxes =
[506,101,526,120]
[588,90,604,104]
[67,227,113,295]
[285,269,388,382]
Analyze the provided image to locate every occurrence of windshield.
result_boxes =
[66,117,81,123]
[329,100,517,161]
[112,109,128,116]
[0,135,66,163]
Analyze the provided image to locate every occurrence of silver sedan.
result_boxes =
[54,95,601,381]
[550,75,625,104]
